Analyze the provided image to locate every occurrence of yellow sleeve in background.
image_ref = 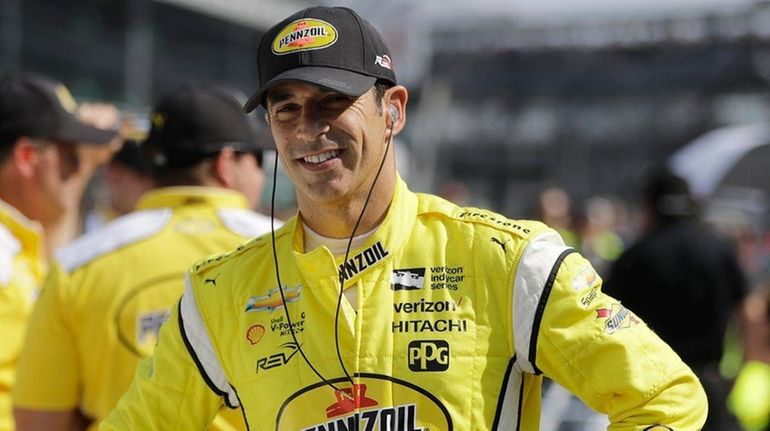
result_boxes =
[729,360,770,431]
[13,262,80,410]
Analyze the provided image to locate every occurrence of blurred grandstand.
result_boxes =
[2,0,770,218]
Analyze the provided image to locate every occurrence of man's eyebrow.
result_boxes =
[267,91,294,105]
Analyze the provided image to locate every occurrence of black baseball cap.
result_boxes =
[144,83,271,168]
[0,73,117,146]
[112,140,153,175]
[243,6,397,112]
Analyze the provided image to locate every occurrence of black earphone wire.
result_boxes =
[270,153,348,395]
[334,119,393,388]
[269,107,395,399]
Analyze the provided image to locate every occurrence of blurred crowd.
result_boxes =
[2,69,769,431]
[465,170,770,431]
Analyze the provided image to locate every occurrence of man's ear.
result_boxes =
[11,137,41,178]
[264,112,271,126]
[384,85,408,135]
[212,147,237,188]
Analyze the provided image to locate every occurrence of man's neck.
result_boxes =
[298,174,395,239]
[0,172,36,224]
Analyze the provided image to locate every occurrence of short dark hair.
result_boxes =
[151,159,211,187]
[643,165,697,220]
[265,79,393,115]
[0,137,15,163]
[246,150,263,168]
[152,149,262,187]
[373,80,393,115]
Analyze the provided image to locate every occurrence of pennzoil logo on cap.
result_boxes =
[151,112,166,129]
[272,18,338,55]
[55,85,78,113]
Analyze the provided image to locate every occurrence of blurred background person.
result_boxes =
[579,195,626,276]
[12,83,274,431]
[438,179,471,206]
[0,73,118,431]
[729,283,770,431]
[603,165,747,431]
[537,185,580,248]
[83,130,154,232]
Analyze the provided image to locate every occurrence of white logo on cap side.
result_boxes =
[374,55,392,70]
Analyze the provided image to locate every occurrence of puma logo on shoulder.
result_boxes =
[204,273,220,287]
[491,237,509,253]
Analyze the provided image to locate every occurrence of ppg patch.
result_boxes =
[391,268,425,291]
[408,340,449,372]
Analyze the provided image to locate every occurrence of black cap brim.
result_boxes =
[54,116,117,145]
[243,66,377,113]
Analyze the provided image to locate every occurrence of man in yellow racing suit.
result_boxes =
[102,6,707,430]
[14,84,274,431]
[0,74,118,431]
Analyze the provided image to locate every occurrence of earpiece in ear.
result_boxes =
[388,104,399,124]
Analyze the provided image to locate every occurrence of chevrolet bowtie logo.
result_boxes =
[245,285,302,313]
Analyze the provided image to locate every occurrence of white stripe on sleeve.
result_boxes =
[180,273,240,407]
[512,231,570,374]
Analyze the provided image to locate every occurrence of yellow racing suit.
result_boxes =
[102,177,707,430]
[13,187,274,431]
[0,200,46,431]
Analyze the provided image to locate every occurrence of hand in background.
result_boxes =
[76,103,125,172]
[47,103,126,254]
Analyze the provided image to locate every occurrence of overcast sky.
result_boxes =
[423,0,760,21]
[157,0,764,30]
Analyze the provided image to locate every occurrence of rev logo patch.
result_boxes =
[256,341,300,373]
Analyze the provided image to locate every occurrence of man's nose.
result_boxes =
[295,107,330,141]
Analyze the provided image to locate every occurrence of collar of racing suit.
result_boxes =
[288,174,417,285]
[135,186,250,211]
[0,198,45,267]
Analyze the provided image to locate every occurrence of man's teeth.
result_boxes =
[304,150,339,164]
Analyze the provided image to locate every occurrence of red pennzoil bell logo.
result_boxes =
[272,19,338,55]
[275,374,453,430]
[326,384,378,418]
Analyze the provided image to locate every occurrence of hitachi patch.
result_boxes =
[272,19,338,55]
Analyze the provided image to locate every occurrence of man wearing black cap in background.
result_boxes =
[13,83,273,431]
[104,7,706,430]
[604,166,747,431]
[0,73,118,431]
